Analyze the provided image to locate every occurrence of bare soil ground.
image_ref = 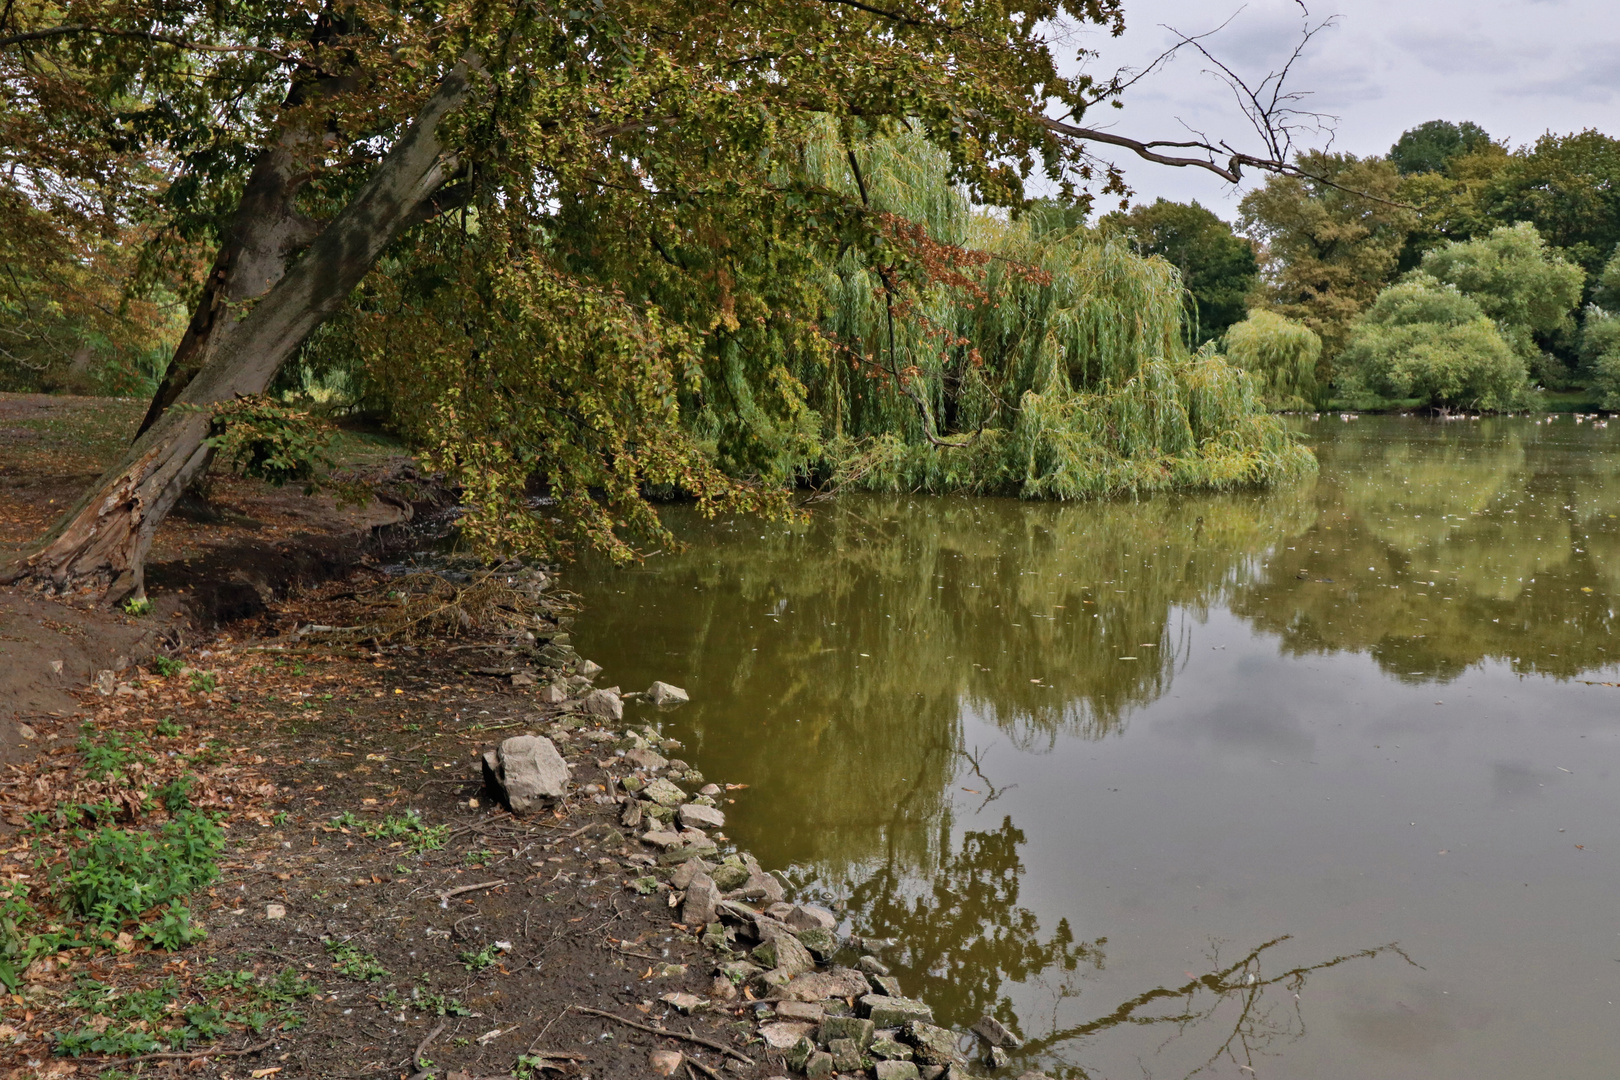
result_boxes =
[0,394,796,1080]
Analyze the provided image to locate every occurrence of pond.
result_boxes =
[572,415,1620,1079]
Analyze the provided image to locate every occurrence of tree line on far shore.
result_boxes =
[1105,121,1620,413]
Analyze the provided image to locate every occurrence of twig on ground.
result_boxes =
[568,1006,754,1064]
[687,1055,725,1080]
[406,1020,446,1080]
[437,879,507,904]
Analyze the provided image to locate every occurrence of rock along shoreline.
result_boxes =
[483,619,1038,1080]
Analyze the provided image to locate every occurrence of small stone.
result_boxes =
[630,876,659,895]
[582,688,623,719]
[710,975,739,1001]
[621,801,644,829]
[670,857,714,889]
[667,758,691,772]
[621,774,647,793]
[678,803,726,830]
[796,927,838,962]
[806,1051,835,1078]
[265,903,286,920]
[682,872,722,927]
[785,1036,815,1072]
[781,968,873,1002]
[875,1062,921,1080]
[647,681,690,705]
[643,777,688,807]
[775,1001,825,1023]
[538,683,568,703]
[649,1050,683,1076]
[873,975,904,997]
[510,671,536,687]
[482,735,571,812]
[721,960,763,983]
[818,1016,875,1049]
[699,783,722,796]
[15,724,35,741]
[578,659,604,678]
[870,1039,913,1062]
[986,1046,1010,1069]
[783,904,837,931]
[626,747,668,770]
[919,1067,945,1080]
[858,954,891,976]
[752,933,815,977]
[660,992,709,1015]
[830,1038,864,1072]
[861,995,934,1028]
[93,669,115,695]
[761,1021,817,1049]
[49,659,63,675]
[971,1015,1022,1050]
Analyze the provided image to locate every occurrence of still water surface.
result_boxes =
[573,416,1620,1079]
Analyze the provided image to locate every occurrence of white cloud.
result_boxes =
[1054,0,1620,216]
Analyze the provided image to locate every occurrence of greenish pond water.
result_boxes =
[573,415,1620,1079]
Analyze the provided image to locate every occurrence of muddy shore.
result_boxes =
[0,396,1010,1080]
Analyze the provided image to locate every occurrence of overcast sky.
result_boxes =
[1057,0,1620,219]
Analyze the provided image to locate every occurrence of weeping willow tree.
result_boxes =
[1222,309,1324,411]
[788,128,1315,497]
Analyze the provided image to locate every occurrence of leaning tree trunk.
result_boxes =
[1,60,477,602]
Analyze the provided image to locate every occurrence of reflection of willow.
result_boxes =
[1020,936,1418,1080]
[1234,418,1620,680]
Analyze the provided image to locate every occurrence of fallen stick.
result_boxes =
[406,1020,446,1080]
[78,1038,275,1067]
[437,879,507,905]
[568,1006,754,1065]
[687,1055,725,1080]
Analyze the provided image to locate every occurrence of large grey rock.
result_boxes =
[678,803,726,830]
[805,1051,834,1078]
[643,777,688,807]
[670,857,714,890]
[647,681,690,705]
[640,828,686,850]
[482,735,570,812]
[829,1039,864,1073]
[625,747,668,770]
[861,995,934,1028]
[775,1001,825,1023]
[783,904,837,932]
[760,1022,817,1049]
[785,1036,815,1072]
[986,1046,1010,1069]
[682,872,722,927]
[727,871,785,904]
[900,1022,965,1068]
[818,1016,875,1049]
[971,1015,1022,1050]
[875,1062,920,1080]
[752,932,815,977]
[582,688,623,719]
[780,968,872,1002]
[796,927,838,962]
[711,859,751,891]
[870,1039,913,1061]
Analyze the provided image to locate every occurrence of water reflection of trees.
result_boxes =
[1023,936,1418,1080]
[839,811,1410,1080]
[579,491,1313,867]
[1233,418,1620,680]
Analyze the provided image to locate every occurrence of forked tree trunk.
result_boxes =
[1,60,477,601]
